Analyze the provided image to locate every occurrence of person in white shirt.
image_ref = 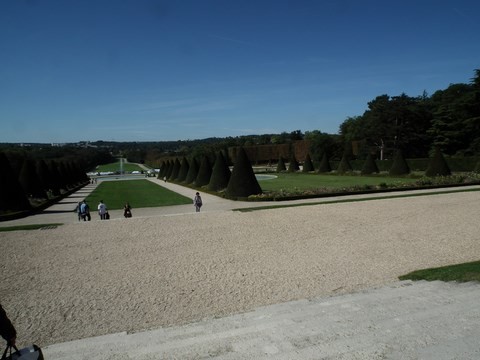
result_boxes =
[98,200,108,220]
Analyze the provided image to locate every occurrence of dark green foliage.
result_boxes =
[302,154,314,172]
[361,154,379,175]
[317,152,331,173]
[19,158,47,199]
[36,159,51,195]
[185,158,199,184]
[225,147,262,198]
[474,160,480,173]
[336,153,353,174]
[195,156,212,187]
[389,150,410,175]
[287,156,300,172]
[169,158,181,180]
[177,157,190,182]
[47,160,63,196]
[208,152,231,191]
[0,152,31,212]
[165,161,174,179]
[425,148,451,177]
[276,157,286,172]
[158,161,166,179]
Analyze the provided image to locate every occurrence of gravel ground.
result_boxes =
[1,191,480,348]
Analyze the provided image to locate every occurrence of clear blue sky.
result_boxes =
[1,0,479,143]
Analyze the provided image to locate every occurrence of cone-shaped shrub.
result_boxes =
[169,158,181,181]
[361,154,379,175]
[48,160,62,196]
[302,154,314,172]
[177,157,189,182]
[425,148,451,177]
[337,154,353,174]
[195,156,212,187]
[158,161,166,179]
[317,152,331,173]
[225,147,262,198]
[208,152,231,191]
[389,150,410,175]
[165,160,174,179]
[36,159,51,194]
[276,157,286,172]
[0,152,31,213]
[19,158,47,199]
[287,156,300,172]
[474,160,480,173]
[185,158,199,184]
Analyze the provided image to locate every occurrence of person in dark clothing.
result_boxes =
[0,304,16,346]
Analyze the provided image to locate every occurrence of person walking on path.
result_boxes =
[0,303,16,347]
[123,202,132,218]
[77,202,82,221]
[193,192,203,212]
[98,200,108,220]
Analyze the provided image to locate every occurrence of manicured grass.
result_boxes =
[0,224,63,232]
[399,261,480,282]
[95,161,144,173]
[259,172,418,192]
[84,179,191,210]
[235,187,480,212]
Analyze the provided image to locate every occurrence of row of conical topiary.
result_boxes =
[159,147,262,198]
[278,148,453,176]
[0,152,90,214]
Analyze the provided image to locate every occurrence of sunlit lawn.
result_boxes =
[259,172,418,192]
[84,180,191,210]
[399,261,480,282]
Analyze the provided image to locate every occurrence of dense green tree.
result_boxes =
[225,147,262,198]
[208,152,231,191]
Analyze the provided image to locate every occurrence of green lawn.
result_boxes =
[259,173,418,192]
[84,179,191,210]
[399,261,480,282]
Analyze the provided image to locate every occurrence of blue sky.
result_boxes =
[1,0,479,143]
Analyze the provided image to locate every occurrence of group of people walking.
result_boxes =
[77,201,133,221]
[75,191,203,221]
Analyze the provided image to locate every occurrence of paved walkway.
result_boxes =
[43,280,480,359]
[3,180,480,359]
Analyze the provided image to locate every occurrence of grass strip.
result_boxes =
[0,223,63,232]
[84,179,191,210]
[234,187,480,212]
[399,261,480,282]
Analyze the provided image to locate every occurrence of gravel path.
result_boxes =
[1,189,480,348]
